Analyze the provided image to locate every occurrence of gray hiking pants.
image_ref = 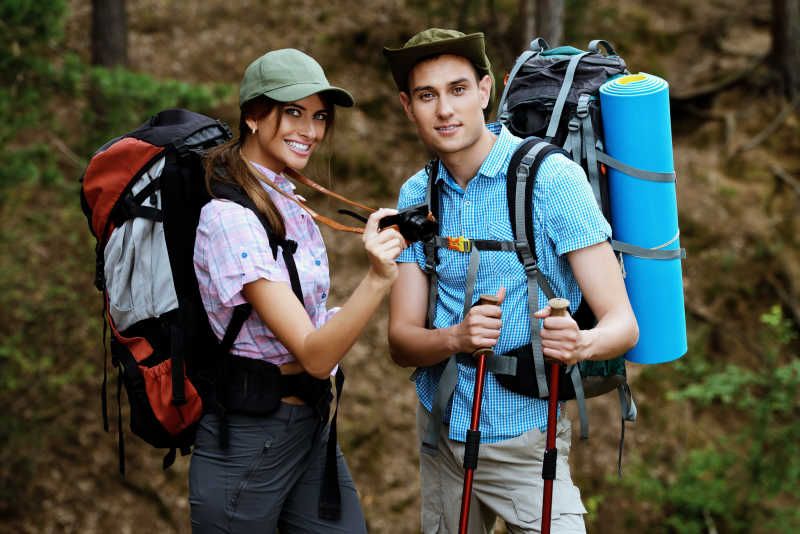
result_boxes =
[189,404,367,533]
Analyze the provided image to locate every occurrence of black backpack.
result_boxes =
[497,38,629,217]
[496,38,683,469]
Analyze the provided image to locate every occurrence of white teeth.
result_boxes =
[436,125,458,131]
[286,141,310,151]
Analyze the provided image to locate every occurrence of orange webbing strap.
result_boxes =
[283,168,376,214]
[242,160,368,234]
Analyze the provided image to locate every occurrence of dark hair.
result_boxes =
[204,94,335,239]
[407,53,484,92]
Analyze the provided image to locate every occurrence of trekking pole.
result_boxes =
[541,297,569,534]
[458,294,501,534]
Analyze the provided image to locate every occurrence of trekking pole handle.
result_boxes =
[549,298,570,317]
[474,294,501,356]
[478,294,501,306]
[544,298,570,365]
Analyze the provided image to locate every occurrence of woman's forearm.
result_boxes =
[301,270,393,376]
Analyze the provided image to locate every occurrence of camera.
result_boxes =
[378,202,438,243]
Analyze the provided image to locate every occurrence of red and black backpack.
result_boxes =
[80,108,236,472]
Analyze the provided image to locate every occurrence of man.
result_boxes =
[384,29,638,534]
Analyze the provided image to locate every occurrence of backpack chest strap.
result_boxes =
[431,235,516,253]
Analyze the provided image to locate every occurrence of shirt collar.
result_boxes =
[434,122,515,186]
[249,161,296,193]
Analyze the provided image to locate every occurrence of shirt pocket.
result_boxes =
[486,219,524,280]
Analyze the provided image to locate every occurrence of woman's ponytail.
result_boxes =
[204,96,287,238]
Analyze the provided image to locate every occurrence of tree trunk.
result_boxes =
[519,0,535,50]
[771,0,800,98]
[90,0,128,148]
[91,0,128,67]
[535,0,564,47]
[458,0,472,30]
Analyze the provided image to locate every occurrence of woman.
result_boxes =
[190,48,403,533]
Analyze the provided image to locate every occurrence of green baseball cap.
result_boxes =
[382,28,495,103]
[239,49,355,108]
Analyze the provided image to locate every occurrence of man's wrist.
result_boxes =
[443,324,462,355]
[576,328,595,362]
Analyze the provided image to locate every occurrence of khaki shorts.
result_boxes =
[417,403,586,534]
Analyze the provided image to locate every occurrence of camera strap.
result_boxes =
[243,160,373,234]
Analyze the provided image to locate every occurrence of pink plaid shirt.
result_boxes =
[193,162,338,366]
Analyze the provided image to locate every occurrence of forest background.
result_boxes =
[1,0,799,533]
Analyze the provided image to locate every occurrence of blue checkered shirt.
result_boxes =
[396,123,611,443]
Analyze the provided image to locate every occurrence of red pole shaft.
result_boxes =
[541,361,560,534]
[458,352,488,534]
[457,294,500,534]
[541,298,569,534]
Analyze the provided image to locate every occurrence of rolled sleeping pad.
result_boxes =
[599,73,687,364]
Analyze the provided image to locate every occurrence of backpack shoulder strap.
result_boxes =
[506,137,570,274]
[506,137,571,397]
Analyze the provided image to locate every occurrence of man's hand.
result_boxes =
[452,287,506,355]
[533,305,590,366]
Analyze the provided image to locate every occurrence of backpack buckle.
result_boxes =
[173,139,189,157]
[576,94,590,118]
[568,116,581,132]
[447,236,471,253]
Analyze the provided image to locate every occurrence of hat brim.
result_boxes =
[382,33,490,94]
[258,82,355,108]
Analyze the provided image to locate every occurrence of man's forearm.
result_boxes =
[388,322,459,368]
[577,307,639,362]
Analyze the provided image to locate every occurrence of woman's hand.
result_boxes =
[363,208,406,283]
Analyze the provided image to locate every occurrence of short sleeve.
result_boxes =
[541,155,611,256]
[323,306,341,324]
[200,201,290,306]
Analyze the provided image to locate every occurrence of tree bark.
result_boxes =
[519,0,535,50]
[771,0,800,98]
[535,0,564,47]
[91,0,128,68]
[458,0,472,30]
[90,0,128,148]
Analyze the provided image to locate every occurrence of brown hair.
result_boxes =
[204,95,335,239]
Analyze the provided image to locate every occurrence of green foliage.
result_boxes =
[0,143,61,190]
[624,306,800,533]
[0,1,231,517]
[0,0,68,197]
[0,1,232,202]
[82,65,231,153]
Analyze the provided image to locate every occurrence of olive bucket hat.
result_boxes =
[382,28,495,103]
[239,48,355,108]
